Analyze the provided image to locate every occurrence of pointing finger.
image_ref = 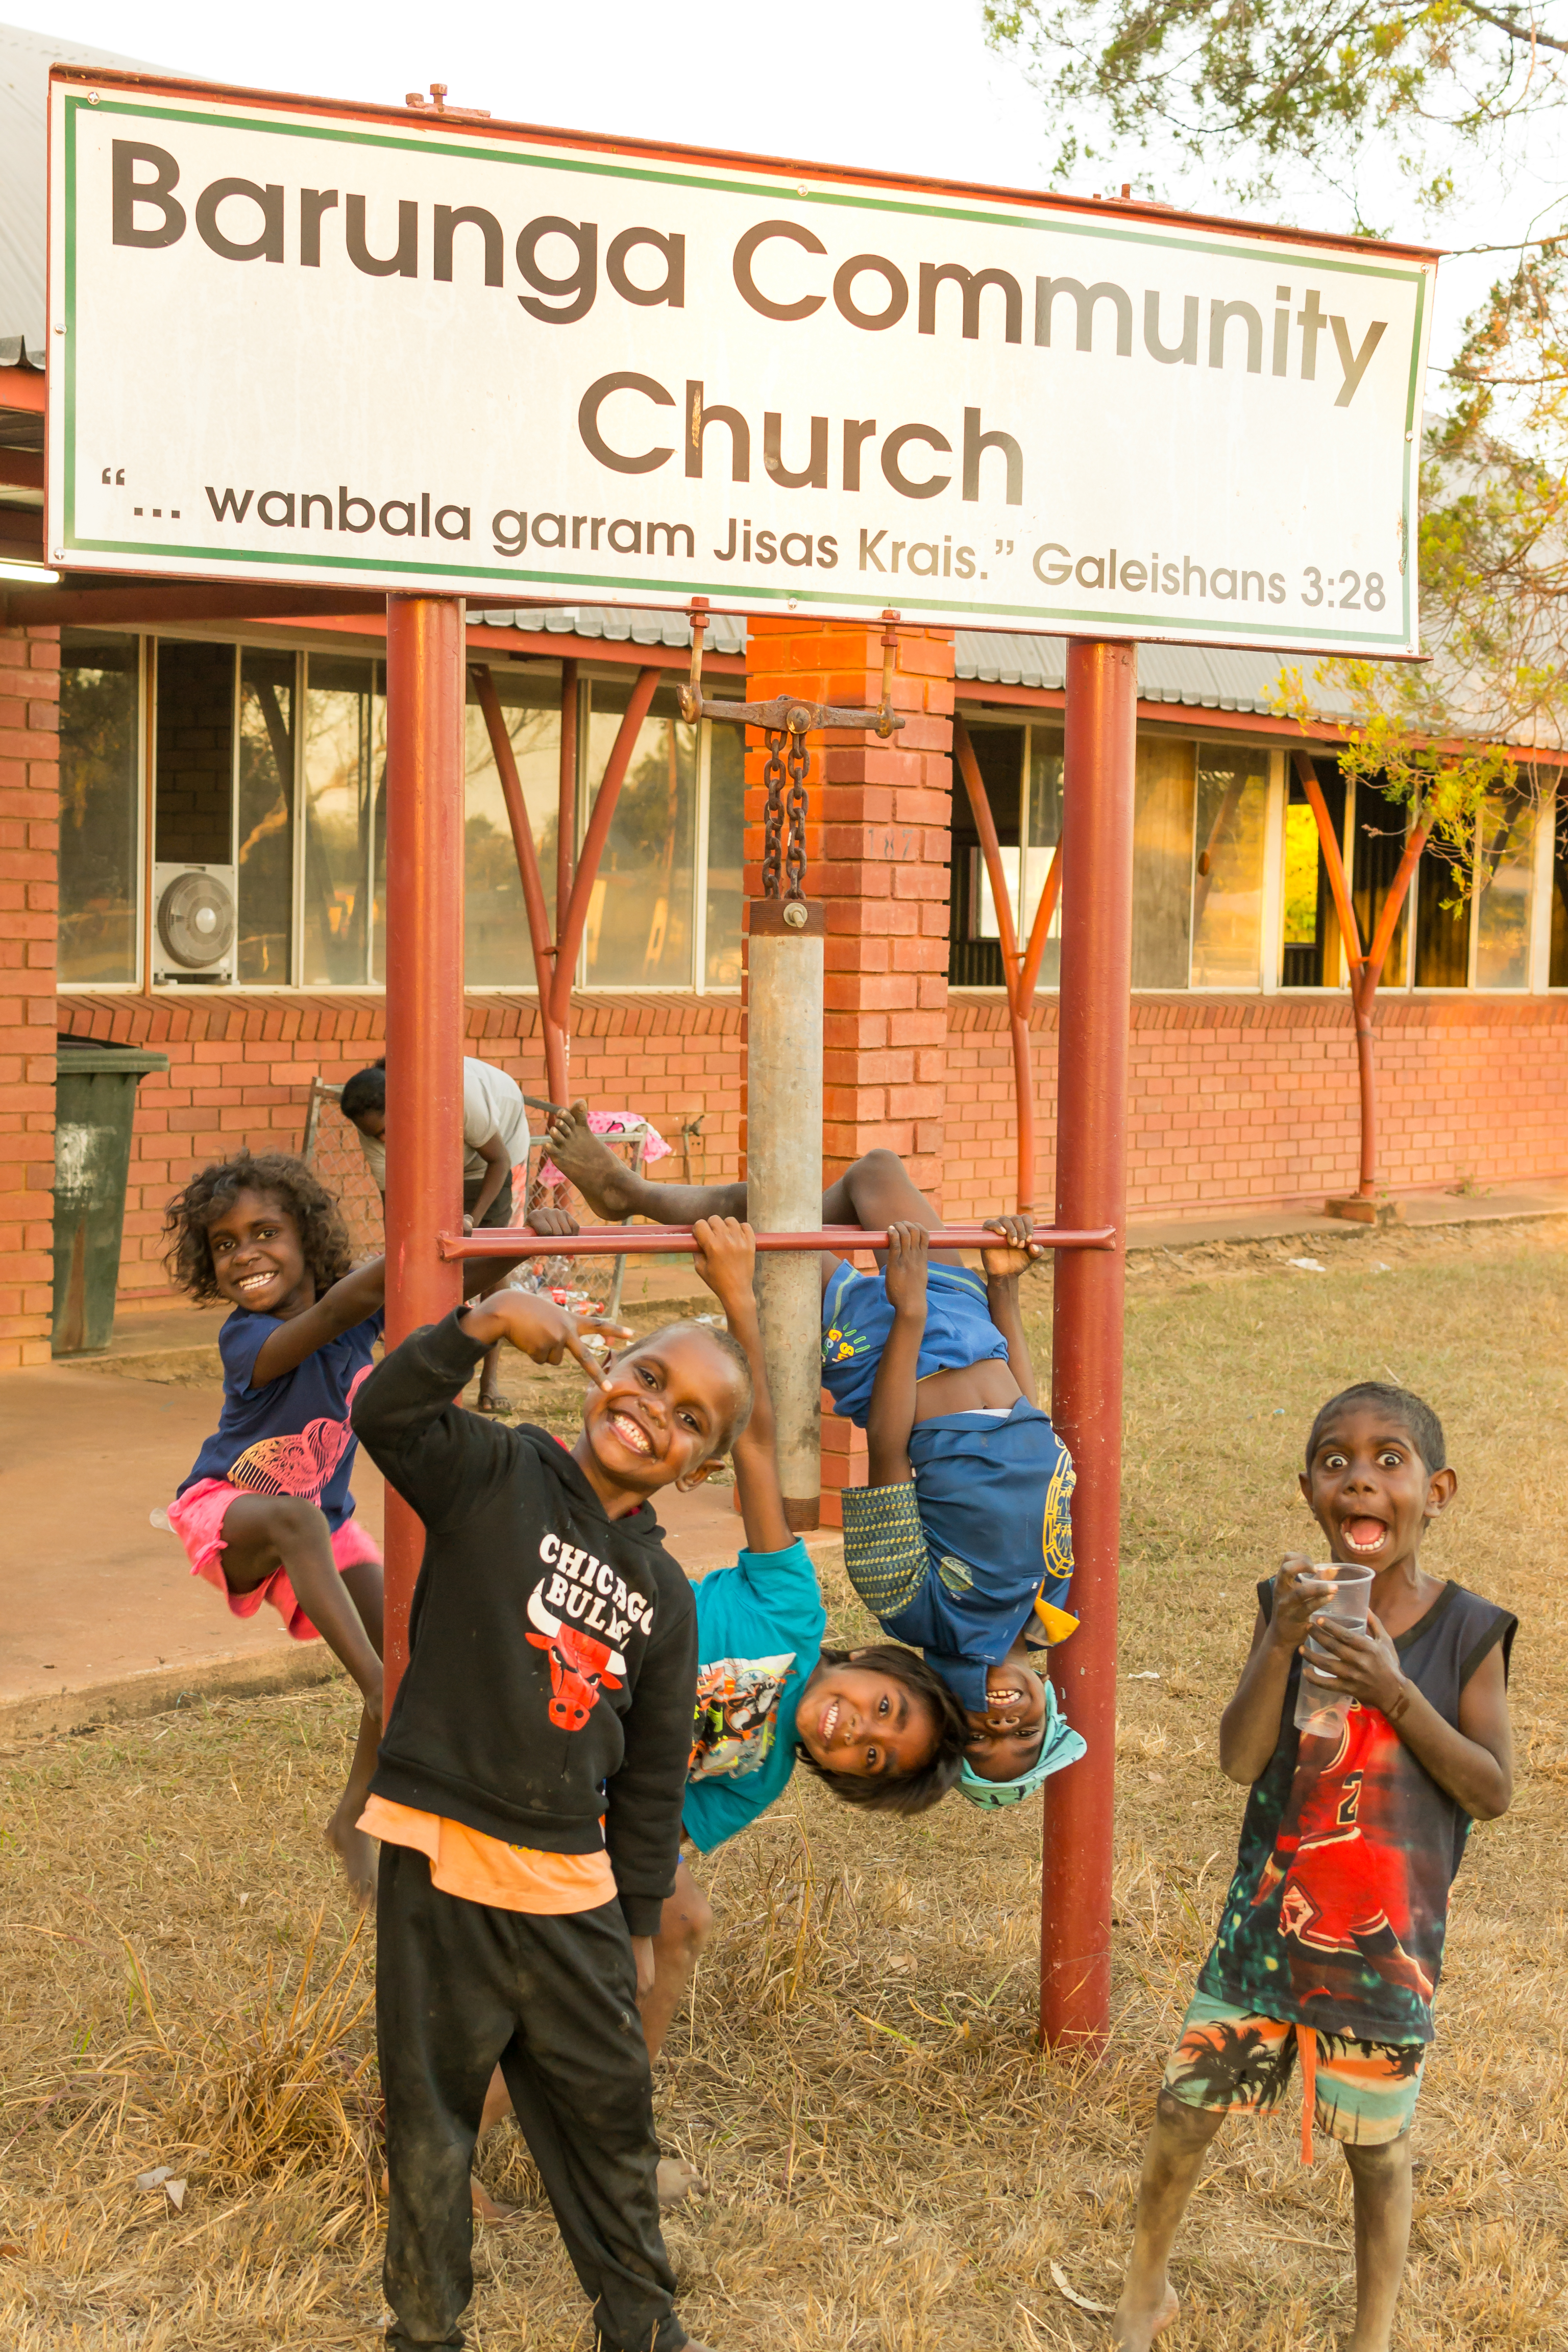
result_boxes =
[564,1325,615,1390]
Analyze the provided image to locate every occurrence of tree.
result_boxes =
[991,0,1568,1210]
[984,0,1568,216]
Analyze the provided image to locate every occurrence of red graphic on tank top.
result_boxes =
[1253,1704,1435,2003]
[226,1362,375,1503]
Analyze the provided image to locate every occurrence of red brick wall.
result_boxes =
[1,625,59,1368]
[744,619,959,1516]
[51,983,1568,1318]
[744,617,953,1195]
[54,989,742,1315]
[945,991,1568,1222]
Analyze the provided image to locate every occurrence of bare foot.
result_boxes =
[325,1803,378,1908]
[545,1101,642,1218]
[657,2155,708,2208]
[475,1389,513,1415]
[471,2173,521,2223]
[1113,2280,1179,2350]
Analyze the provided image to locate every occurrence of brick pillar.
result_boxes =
[0,624,60,1368]
[743,616,955,1524]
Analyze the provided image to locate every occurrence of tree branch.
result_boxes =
[1459,0,1568,54]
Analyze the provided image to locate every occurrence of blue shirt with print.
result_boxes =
[179,1306,384,1533]
[681,1540,827,1855]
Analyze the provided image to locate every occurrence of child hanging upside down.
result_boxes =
[543,1109,1085,1800]
[475,1210,969,2203]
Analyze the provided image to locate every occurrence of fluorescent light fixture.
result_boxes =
[0,559,62,585]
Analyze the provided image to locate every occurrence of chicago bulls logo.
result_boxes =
[526,1583,626,1731]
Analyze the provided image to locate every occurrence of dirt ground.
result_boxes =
[1,1219,1564,2349]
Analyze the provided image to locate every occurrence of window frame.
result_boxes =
[61,643,1564,1002]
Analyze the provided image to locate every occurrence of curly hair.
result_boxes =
[796,1644,968,1816]
[162,1152,353,1305]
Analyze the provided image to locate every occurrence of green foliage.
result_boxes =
[984,0,1564,208]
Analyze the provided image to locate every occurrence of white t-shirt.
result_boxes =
[354,1057,530,1188]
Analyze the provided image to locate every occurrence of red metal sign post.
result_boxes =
[382,594,467,1699]
[1042,640,1137,2050]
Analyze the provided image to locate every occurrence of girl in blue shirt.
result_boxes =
[162,1153,391,1901]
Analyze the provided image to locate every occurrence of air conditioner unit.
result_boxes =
[152,862,238,985]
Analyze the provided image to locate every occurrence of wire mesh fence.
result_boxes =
[296,1081,664,1316]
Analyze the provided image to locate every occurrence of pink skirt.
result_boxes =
[166,1476,382,1642]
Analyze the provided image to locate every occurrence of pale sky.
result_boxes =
[7,0,1564,390]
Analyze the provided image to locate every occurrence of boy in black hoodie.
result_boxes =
[353,1288,742,2352]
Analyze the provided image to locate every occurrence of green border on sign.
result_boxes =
[60,92,1426,649]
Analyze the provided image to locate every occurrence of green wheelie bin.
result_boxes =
[52,1041,170,1356]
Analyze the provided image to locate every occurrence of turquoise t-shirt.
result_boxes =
[681,1540,827,1856]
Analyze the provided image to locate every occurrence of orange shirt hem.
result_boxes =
[358,1794,617,1915]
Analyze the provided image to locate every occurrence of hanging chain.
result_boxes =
[783,728,810,902]
[761,727,788,898]
[684,601,906,908]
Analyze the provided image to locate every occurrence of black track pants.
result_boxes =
[377,1843,686,2352]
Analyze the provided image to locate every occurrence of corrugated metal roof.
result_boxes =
[955,630,1354,720]
[474,605,1346,720]
[472,605,749,656]
[1,21,166,362]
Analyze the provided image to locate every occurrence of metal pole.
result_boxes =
[382,594,467,1701]
[555,657,578,1091]
[746,902,824,1528]
[442,1221,1116,1260]
[1042,638,1136,2053]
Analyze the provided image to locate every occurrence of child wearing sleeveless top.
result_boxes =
[1113,1382,1515,2352]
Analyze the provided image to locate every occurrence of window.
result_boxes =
[58,630,141,985]
[1132,738,1195,989]
[1474,789,1535,989]
[947,723,1062,986]
[1550,785,1568,986]
[154,640,234,866]
[237,651,295,984]
[1281,761,1347,988]
[463,672,564,988]
[1349,776,1411,988]
[584,678,697,989]
[704,719,745,988]
[302,654,386,986]
[1413,839,1470,988]
[1191,746,1268,988]
[1023,730,1064,987]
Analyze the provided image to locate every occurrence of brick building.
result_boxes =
[5,29,1568,1488]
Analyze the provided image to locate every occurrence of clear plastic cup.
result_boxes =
[1292,1562,1375,1731]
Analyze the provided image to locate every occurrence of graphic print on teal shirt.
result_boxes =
[680,1539,828,1856]
[689,1653,796,1781]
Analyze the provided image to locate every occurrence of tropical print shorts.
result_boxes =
[1162,1989,1425,2160]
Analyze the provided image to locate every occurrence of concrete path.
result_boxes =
[0,1349,778,1746]
[6,1175,1563,1745]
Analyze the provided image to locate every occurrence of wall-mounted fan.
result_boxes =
[152,863,237,984]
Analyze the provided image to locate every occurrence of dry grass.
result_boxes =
[3,1224,1567,2347]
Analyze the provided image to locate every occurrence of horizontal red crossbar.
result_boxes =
[438,1223,1118,1259]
